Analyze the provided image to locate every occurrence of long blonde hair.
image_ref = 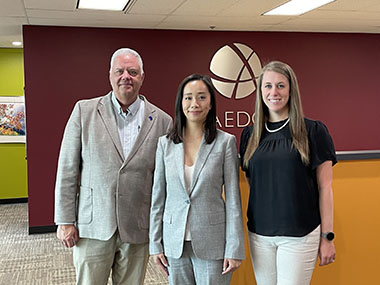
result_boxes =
[243,61,309,167]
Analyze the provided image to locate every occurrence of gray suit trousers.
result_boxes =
[166,241,233,285]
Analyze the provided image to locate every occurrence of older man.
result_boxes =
[55,48,172,284]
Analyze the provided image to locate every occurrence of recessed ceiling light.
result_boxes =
[12,41,22,46]
[264,0,335,16]
[77,0,130,11]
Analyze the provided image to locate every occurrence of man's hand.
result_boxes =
[57,225,79,248]
[222,258,242,275]
[152,253,169,278]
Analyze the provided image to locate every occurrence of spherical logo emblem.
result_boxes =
[209,43,262,99]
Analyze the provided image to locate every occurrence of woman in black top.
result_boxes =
[240,61,337,284]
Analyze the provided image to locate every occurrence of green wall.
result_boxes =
[0,48,27,199]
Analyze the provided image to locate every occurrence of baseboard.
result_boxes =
[29,225,57,235]
[0,197,28,204]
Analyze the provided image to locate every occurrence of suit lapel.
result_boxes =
[189,135,216,195]
[97,93,124,161]
[123,96,155,166]
[174,142,187,192]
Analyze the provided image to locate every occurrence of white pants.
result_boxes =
[248,226,320,285]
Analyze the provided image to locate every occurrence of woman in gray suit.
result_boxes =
[149,74,245,284]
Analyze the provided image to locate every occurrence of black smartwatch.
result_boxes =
[321,232,335,241]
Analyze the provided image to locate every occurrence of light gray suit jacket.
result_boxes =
[54,93,172,243]
[149,130,245,260]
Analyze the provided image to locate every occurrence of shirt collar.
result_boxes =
[111,92,141,117]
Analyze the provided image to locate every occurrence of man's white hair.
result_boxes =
[109,48,144,74]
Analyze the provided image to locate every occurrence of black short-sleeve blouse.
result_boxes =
[240,118,337,237]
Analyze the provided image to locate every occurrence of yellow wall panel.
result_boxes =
[0,48,24,96]
[0,48,27,199]
[0,144,27,199]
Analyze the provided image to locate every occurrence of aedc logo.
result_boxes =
[209,43,262,99]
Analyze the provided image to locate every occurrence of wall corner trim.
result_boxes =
[336,150,380,161]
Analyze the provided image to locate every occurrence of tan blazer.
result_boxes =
[149,130,245,260]
[54,93,172,243]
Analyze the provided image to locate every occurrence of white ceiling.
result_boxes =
[1,0,380,48]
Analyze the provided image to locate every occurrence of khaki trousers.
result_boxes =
[73,231,149,285]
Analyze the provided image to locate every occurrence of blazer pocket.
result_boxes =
[138,193,152,230]
[77,186,93,224]
[208,211,226,225]
[162,212,173,247]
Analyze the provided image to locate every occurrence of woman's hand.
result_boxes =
[319,238,336,266]
[152,253,169,277]
[222,258,242,275]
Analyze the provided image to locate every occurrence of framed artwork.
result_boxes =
[0,96,26,143]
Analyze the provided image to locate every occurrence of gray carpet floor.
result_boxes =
[0,203,168,285]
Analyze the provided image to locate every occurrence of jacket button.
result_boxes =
[185,200,190,204]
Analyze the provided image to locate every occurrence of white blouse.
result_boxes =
[184,164,194,241]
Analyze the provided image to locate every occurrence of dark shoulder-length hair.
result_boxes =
[168,74,217,144]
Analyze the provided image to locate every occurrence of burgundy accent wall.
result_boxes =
[23,25,380,227]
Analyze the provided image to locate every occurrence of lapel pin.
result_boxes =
[149,116,152,121]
